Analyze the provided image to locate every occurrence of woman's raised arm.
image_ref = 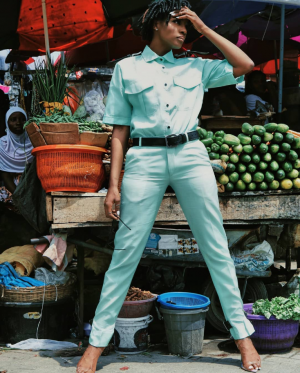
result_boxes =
[174,6,254,77]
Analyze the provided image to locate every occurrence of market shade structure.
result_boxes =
[63,30,147,67]
[239,37,300,66]
[254,57,300,74]
[193,5,300,54]
[1,0,114,52]
[0,0,284,52]
[102,0,266,28]
[1,0,298,53]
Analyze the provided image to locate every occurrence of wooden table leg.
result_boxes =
[286,246,292,273]
[77,246,85,338]
[296,247,300,269]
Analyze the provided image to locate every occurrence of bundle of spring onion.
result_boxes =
[24,112,103,134]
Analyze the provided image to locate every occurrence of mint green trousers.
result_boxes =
[89,140,255,347]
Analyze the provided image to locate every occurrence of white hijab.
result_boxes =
[0,107,33,173]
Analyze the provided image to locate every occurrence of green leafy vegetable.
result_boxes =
[252,294,300,320]
[24,110,103,134]
[32,53,79,105]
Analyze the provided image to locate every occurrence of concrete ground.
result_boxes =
[1,336,300,373]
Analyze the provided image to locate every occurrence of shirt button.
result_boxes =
[162,66,165,69]
[164,83,167,86]
[160,58,163,61]
[166,104,169,107]
[167,126,170,129]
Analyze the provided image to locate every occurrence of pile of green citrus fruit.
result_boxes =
[198,123,300,192]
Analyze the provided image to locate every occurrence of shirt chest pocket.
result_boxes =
[124,79,159,117]
[173,75,202,111]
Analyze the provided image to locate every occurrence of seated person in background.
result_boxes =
[0,107,33,212]
[245,70,278,116]
[201,84,247,117]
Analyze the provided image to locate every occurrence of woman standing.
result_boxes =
[0,107,33,211]
[77,1,260,372]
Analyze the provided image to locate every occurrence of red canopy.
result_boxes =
[17,0,114,52]
[254,58,300,75]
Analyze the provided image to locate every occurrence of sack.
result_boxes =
[7,338,77,350]
[231,240,274,272]
[0,245,44,276]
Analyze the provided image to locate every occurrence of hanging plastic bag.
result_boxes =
[7,338,77,350]
[231,240,274,272]
[71,79,108,120]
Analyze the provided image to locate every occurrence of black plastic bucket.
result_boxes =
[0,297,75,344]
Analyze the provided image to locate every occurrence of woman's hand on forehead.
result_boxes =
[169,6,206,33]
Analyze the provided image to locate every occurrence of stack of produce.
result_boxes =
[198,123,300,192]
[125,287,154,301]
[24,111,104,134]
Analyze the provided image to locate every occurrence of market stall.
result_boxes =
[43,186,300,337]
[1,1,300,357]
[12,52,300,339]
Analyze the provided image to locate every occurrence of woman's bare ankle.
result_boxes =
[86,344,105,356]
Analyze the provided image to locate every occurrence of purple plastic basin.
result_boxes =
[244,303,299,353]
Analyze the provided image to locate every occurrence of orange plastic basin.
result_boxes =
[32,145,107,193]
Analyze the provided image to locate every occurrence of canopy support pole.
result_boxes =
[41,0,50,55]
[273,40,279,84]
[278,4,285,113]
[61,51,65,64]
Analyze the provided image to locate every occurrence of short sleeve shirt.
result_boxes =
[103,45,243,139]
[245,94,267,112]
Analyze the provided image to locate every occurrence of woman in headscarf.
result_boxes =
[0,107,33,211]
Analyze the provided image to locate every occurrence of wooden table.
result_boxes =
[200,115,266,133]
[46,189,300,337]
[47,189,300,228]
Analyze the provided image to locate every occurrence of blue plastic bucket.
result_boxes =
[157,292,210,310]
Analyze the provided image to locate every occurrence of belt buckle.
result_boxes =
[165,134,180,148]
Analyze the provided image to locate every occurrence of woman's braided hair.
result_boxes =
[139,0,192,42]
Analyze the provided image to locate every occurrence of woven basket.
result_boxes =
[0,273,77,303]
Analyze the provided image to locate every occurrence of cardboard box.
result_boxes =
[177,238,200,255]
[79,132,109,147]
[41,132,80,144]
[159,235,178,243]
[158,235,178,250]
[146,233,161,249]
[25,122,47,147]
[40,122,80,145]
[40,122,79,133]
[158,243,178,250]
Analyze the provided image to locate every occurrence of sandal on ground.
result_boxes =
[241,363,261,372]
[76,368,94,373]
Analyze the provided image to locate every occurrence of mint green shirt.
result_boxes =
[103,45,243,138]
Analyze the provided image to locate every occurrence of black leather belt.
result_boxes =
[132,130,199,147]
